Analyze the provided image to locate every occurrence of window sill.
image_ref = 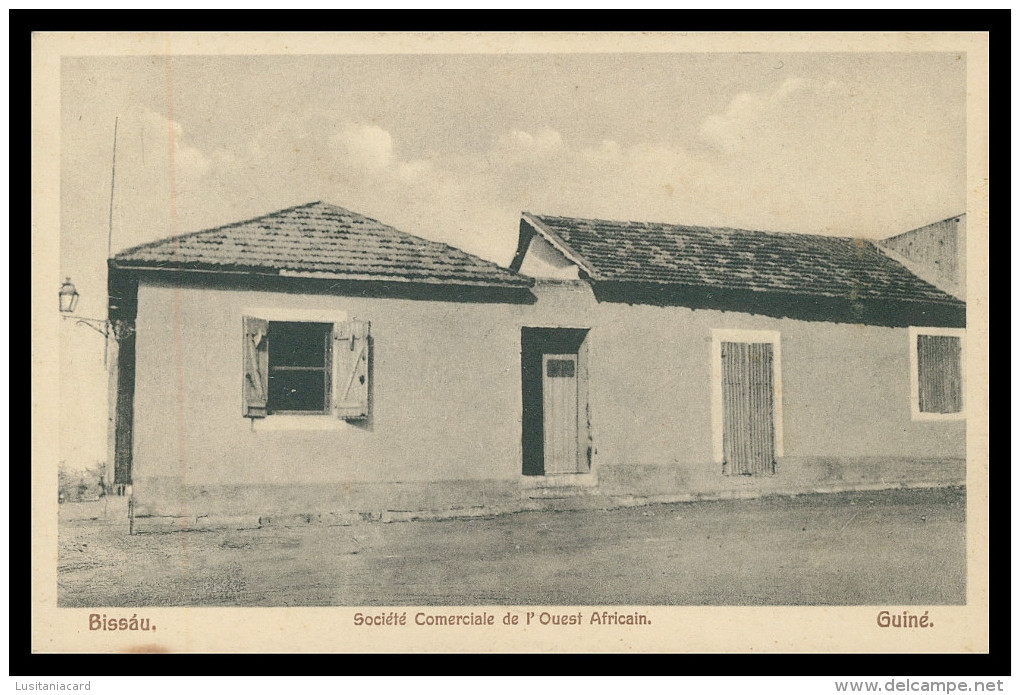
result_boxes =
[520,472,598,489]
[910,411,966,422]
[252,415,351,431]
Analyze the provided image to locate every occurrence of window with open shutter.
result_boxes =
[243,316,372,422]
[242,316,269,418]
[333,319,371,420]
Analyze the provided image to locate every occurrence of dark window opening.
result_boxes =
[267,321,332,413]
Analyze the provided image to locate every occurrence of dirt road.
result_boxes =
[58,486,965,606]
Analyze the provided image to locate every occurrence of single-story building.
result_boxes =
[105,202,966,531]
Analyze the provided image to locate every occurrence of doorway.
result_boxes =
[521,328,590,476]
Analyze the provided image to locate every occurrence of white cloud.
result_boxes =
[134,106,212,183]
[492,127,564,165]
[99,107,256,252]
[330,123,394,171]
[101,84,962,268]
[699,77,820,153]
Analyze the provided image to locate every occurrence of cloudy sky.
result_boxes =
[58,49,966,468]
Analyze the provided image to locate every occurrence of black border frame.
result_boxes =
[16,9,1006,676]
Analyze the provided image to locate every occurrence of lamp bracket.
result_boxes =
[62,313,135,341]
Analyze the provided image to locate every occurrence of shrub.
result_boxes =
[58,461,107,503]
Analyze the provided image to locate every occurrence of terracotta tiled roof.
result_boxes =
[524,213,963,305]
[113,202,532,288]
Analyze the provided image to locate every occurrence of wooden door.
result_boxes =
[721,342,776,476]
[542,353,579,474]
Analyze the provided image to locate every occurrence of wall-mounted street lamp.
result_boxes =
[58,277,80,314]
[59,277,122,337]
[59,277,134,367]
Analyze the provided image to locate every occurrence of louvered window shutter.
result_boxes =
[333,320,370,419]
[917,334,962,414]
[242,316,269,418]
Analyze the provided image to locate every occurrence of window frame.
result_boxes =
[908,326,966,421]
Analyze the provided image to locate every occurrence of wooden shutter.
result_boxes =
[333,320,370,419]
[917,334,962,413]
[721,342,776,476]
[242,316,269,418]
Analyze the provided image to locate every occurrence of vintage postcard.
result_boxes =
[31,31,989,654]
